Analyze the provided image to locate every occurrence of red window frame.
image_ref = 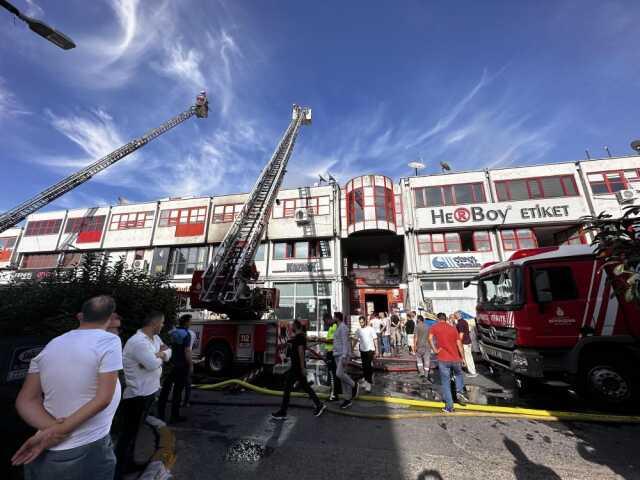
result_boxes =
[159,207,207,227]
[212,204,243,223]
[417,233,462,254]
[109,211,154,230]
[495,175,579,201]
[346,176,395,226]
[21,253,59,269]
[24,219,63,236]
[414,182,486,208]
[274,197,322,219]
[65,216,106,234]
[273,240,331,259]
[500,229,538,251]
[587,169,640,194]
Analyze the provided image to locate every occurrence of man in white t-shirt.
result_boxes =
[369,314,382,358]
[354,316,377,392]
[115,311,171,478]
[13,295,123,480]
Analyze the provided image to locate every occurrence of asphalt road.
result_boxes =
[171,388,640,480]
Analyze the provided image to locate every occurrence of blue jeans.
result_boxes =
[438,360,465,410]
[381,335,391,354]
[25,434,116,480]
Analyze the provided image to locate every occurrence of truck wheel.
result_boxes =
[581,357,635,406]
[206,342,232,376]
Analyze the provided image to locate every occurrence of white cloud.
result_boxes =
[0,77,30,118]
[24,0,44,17]
[158,43,205,89]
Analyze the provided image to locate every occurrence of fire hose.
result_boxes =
[193,378,640,423]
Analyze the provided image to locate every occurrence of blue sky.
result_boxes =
[1,0,639,213]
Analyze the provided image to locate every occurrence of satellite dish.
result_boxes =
[440,161,451,172]
[408,161,425,176]
[631,140,640,153]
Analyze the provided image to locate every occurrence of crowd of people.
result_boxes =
[11,295,196,480]
[10,295,479,479]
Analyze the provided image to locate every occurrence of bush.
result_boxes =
[0,253,180,340]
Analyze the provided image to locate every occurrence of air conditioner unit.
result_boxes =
[132,259,148,270]
[294,208,310,224]
[615,189,637,204]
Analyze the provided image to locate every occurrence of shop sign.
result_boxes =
[430,204,570,225]
[286,262,319,273]
[431,255,481,270]
[0,270,15,284]
[7,345,44,382]
[14,268,74,282]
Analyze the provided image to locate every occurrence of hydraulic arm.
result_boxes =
[0,92,209,234]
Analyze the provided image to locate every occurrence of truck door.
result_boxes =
[527,260,587,348]
[236,325,255,362]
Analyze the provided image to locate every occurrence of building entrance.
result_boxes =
[364,293,388,316]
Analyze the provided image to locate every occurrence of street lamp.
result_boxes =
[1,0,75,50]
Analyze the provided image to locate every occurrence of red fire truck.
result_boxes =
[472,245,640,405]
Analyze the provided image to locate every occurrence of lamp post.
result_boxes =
[1,0,75,50]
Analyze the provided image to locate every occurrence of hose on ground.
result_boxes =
[193,378,640,423]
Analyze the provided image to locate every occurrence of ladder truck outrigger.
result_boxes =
[189,105,312,375]
[0,91,209,234]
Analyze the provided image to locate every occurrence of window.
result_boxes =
[61,252,83,268]
[422,280,466,291]
[134,249,145,260]
[495,175,578,201]
[347,188,365,223]
[65,216,106,233]
[21,253,59,269]
[274,282,332,332]
[587,169,640,194]
[501,229,537,251]
[414,183,486,208]
[24,219,63,236]
[553,229,587,246]
[532,267,578,302]
[273,197,328,218]
[417,233,462,254]
[273,240,332,259]
[212,204,244,223]
[473,231,492,251]
[109,211,155,230]
[346,177,395,226]
[255,243,266,261]
[0,236,16,250]
[159,207,207,227]
[168,246,209,275]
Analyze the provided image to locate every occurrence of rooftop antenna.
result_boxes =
[117,196,130,205]
[318,174,328,185]
[630,140,640,154]
[440,161,451,173]
[584,149,591,160]
[604,146,612,158]
[327,172,337,184]
[407,161,425,176]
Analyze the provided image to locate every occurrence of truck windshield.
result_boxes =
[477,267,523,308]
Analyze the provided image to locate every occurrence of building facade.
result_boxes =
[2,155,639,333]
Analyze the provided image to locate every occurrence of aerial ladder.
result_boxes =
[0,92,209,234]
[191,104,312,319]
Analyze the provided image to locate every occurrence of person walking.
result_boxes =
[157,315,193,423]
[390,314,401,355]
[321,312,342,401]
[12,295,122,480]
[183,323,198,407]
[405,312,416,354]
[370,313,383,358]
[428,312,470,413]
[414,315,432,380]
[333,312,359,409]
[354,315,377,392]
[272,320,326,419]
[455,312,477,377]
[115,311,170,478]
[379,312,391,357]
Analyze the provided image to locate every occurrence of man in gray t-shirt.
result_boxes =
[414,315,432,379]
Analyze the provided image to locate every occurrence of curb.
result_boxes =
[138,416,177,479]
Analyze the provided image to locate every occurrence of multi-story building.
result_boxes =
[2,155,639,333]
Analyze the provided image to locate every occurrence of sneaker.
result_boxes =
[352,382,360,400]
[271,410,287,420]
[442,407,454,414]
[328,394,339,402]
[340,400,353,409]
[313,404,327,417]
[457,393,470,405]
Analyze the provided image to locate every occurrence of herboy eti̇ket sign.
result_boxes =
[429,204,571,225]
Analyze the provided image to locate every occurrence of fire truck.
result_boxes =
[472,245,640,406]
[189,105,312,375]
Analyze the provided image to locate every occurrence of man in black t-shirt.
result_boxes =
[405,313,416,354]
[272,320,326,420]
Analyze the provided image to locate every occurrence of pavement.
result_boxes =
[164,372,640,480]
